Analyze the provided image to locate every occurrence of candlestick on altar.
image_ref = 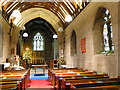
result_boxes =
[15,55,20,67]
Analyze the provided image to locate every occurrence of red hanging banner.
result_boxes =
[81,38,86,53]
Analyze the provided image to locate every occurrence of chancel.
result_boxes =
[0,0,120,89]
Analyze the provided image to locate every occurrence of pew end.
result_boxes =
[70,85,76,90]
[0,81,21,90]
[93,71,97,73]
[103,73,108,76]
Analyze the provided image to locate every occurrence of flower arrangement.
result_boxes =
[58,58,66,65]
[96,50,114,55]
[23,47,32,60]
[71,53,77,56]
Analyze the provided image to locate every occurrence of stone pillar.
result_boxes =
[118,1,120,76]
[0,15,2,58]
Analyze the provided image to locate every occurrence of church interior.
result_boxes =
[0,0,120,89]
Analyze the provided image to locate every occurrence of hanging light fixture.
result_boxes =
[58,27,63,32]
[11,10,21,18]
[23,32,28,37]
[21,26,25,30]
[53,34,57,39]
[65,15,72,22]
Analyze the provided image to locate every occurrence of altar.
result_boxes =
[32,65,47,74]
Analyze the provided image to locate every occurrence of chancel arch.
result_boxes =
[13,8,63,34]
[16,17,58,66]
[10,8,63,55]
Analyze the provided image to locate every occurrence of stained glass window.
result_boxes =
[33,33,44,51]
[103,9,114,51]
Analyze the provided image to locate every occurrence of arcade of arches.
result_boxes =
[0,1,120,78]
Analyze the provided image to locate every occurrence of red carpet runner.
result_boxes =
[27,79,53,89]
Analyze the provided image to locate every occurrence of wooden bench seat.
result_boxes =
[0,76,23,80]
[62,78,120,90]
[58,74,108,80]
[0,81,19,84]
[0,84,18,90]
[0,69,30,90]
[0,76,25,89]
[52,71,98,88]
[48,68,82,82]
[71,85,120,90]
[48,68,84,82]
[49,68,120,90]
[0,81,21,90]
[50,69,88,85]
[56,75,109,89]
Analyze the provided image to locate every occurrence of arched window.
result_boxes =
[93,8,114,54]
[103,9,114,51]
[71,30,77,55]
[33,33,44,51]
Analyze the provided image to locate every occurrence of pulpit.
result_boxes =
[50,59,59,69]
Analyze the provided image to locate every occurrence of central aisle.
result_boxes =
[28,79,53,89]
[28,68,53,89]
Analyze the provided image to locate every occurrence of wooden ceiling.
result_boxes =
[1,0,90,28]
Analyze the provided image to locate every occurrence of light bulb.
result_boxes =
[65,15,72,22]
[53,34,57,39]
[23,32,28,37]
[11,10,21,18]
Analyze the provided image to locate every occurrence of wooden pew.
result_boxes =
[63,77,120,90]
[52,71,97,87]
[49,68,96,87]
[0,81,21,90]
[49,68,87,84]
[0,76,25,89]
[70,85,120,90]
[48,68,81,79]
[49,68,120,90]
[48,68,83,82]
[57,74,109,89]
[56,73,108,80]
[1,84,18,90]
[61,77,119,89]
[0,69,30,89]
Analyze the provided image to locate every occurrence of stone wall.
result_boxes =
[118,1,120,76]
[64,2,119,77]
[23,28,54,63]
[0,15,10,63]
[0,15,2,58]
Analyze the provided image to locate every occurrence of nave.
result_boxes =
[1,67,120,89]
[0,0,120,89]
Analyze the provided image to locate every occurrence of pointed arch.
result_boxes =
[71,30,77,55]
